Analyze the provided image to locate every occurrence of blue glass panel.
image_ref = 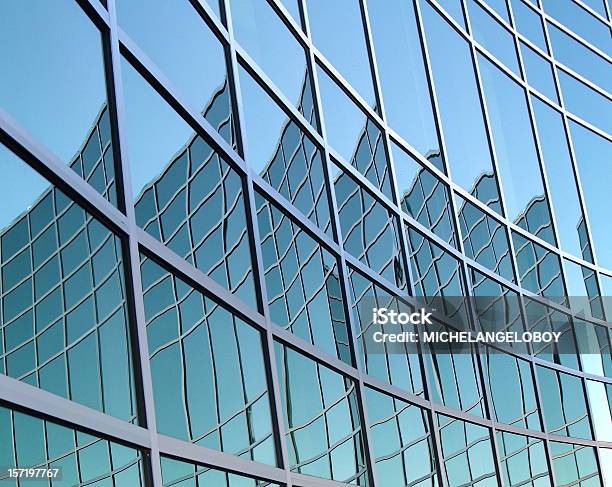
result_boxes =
[422,3,501,210]
[542,0,612,55]
[532,98,590,260]
[509,0,548,52]
[306,0,376,106]
[479,56,551,226]
[520,43,559,102]
[569,122,612,270]
[230,0,310,109]
[549,24,612,94]
[117,0,234,145]
[368,0,441,162]
[559,71,612,134]
[467,0,520,75]
[433,0,467,28]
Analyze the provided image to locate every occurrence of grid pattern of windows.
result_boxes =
[0,0,610,486]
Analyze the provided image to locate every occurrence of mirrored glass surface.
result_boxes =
[520,43,559,103]
[367,0,441,162]
[305,0,376,107]
[161,457,281,486]
[467,0,520,75]
[532,98,590,260]
[0,406,145,486]
[121,58,257,308]
[550,441,602,486]
[479,55,553,230]
[0,0,117,205]
[392,142,456,246]
[348,266,423,395]
[230,0,311,111]
[496,432,552,486]
[255,191,350,362]
[509,0,548,52]
[117,0,235,146]
[569,121,612,270]
[436,415,496,487]
[0,144,136,422]
[421,3,501,212]
[365,387,438,486]
[140,255,275,464]
[332,164,406,289]
[317,67,393,198]
[275,342,369,483]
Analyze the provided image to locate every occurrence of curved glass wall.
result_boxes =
[0,0,609,486]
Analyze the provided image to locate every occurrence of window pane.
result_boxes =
[467,0,520,75]
[520,43,559,103]
[456,194,515,282]
[238,66,332,235]
[305,0,376,106]
[255,191,350,363]
[586,380,612,441]
[422,3,501,212]
[317,67,393,198]
[509,0,547,52]
[348,266,423,395]
[332,164,406,289]
[479,55,553,232]
[437,415,497,487]
[161,457,281,486]
[542,0,612,54]
[365,387,438,486]
[532,98,590,260]
[569,121,612,270]
[0,144,136,422]
[367,0,441,162]
[121,58,257,308]
[231,0,311,111]
[564,259,604,320]
[558,70,612,134]
[141,256,276,465]
[550,442,602,486]
[497,432,552,486]
[0,0,117,205]
[117,0,235,146]
[0,406,145,486]
[537,365,593,439]
[275,342,369,483]
[392,142,456,246]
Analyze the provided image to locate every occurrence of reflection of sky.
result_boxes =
[0,145,50,231]
[120,59,194,199]
[0,0,106,163]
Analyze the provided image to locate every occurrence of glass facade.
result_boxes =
[0,0,610,486]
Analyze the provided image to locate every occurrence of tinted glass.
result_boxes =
[0,144,136,421]
[532,98,591,260]
[365,387,438,486]
[437,415,497,487]
[586,380,612,441]
[121,58,257,308]
[391,142,456,246]
[569,121,612,270]
[140,256,275,464]
[161,457,281,486]
[467,0,520,75]
[317,67,393,198]
[275,342,369,483]
[422,3,501,211]
[479,55,552,229]
[305,0,376,106]
[0,406,145,486]
[231,0,311,110]
[332,164,406,289]
[368,0,441,161]
[564,258,604,319]
[239,67,331,235]
[520,43,559,103]
[348,267,424,395]
[550,442,602,486]
[0,0,117,205]
[255,191,350,362]
[456,194,515,282]
[497,432,552,486]
[509,0,547,52]
[117,0,235,146]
